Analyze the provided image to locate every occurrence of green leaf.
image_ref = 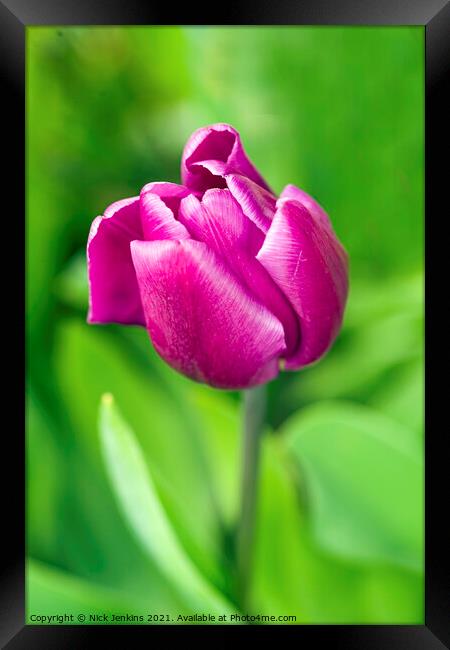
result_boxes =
[252,432,423,623]
[252,437,370,622]
[54,320,225,588]
[27,392,195,610]
[283,401,423,572]
[99,393,235,616]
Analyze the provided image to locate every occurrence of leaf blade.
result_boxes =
[99,393,235,616]
[283,401,423,572]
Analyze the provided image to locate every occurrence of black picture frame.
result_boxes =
[4,0,449,646]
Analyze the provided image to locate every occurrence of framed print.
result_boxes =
[2,0,449,646]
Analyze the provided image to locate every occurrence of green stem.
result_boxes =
[236,384,267,610]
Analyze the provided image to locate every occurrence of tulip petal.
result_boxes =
[130,239,286,389]
[178,190,299,355]
[87,197,145,326]
[140,190,190,242]
[178,189,264,255]
[281,184,333,231]
[181,123,272,194]
[140,182,194,216]
[257,198,349,368]
[226,174,276,234]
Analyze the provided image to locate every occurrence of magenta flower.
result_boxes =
[87,124,349,389]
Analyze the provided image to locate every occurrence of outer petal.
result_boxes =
[181,123,272,194]
[281,184,332,231]
[178,190,299,355]
[226,174,277,234]
[130,239,286,389]
[257,198,349,368]
[87,197,145,326]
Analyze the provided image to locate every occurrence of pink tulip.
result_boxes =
[87,124,348,389]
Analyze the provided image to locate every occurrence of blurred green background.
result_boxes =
[26,26,424,624]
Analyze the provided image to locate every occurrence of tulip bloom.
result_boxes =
[87,124,348,389]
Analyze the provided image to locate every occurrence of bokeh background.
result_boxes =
[27,26,424,623]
